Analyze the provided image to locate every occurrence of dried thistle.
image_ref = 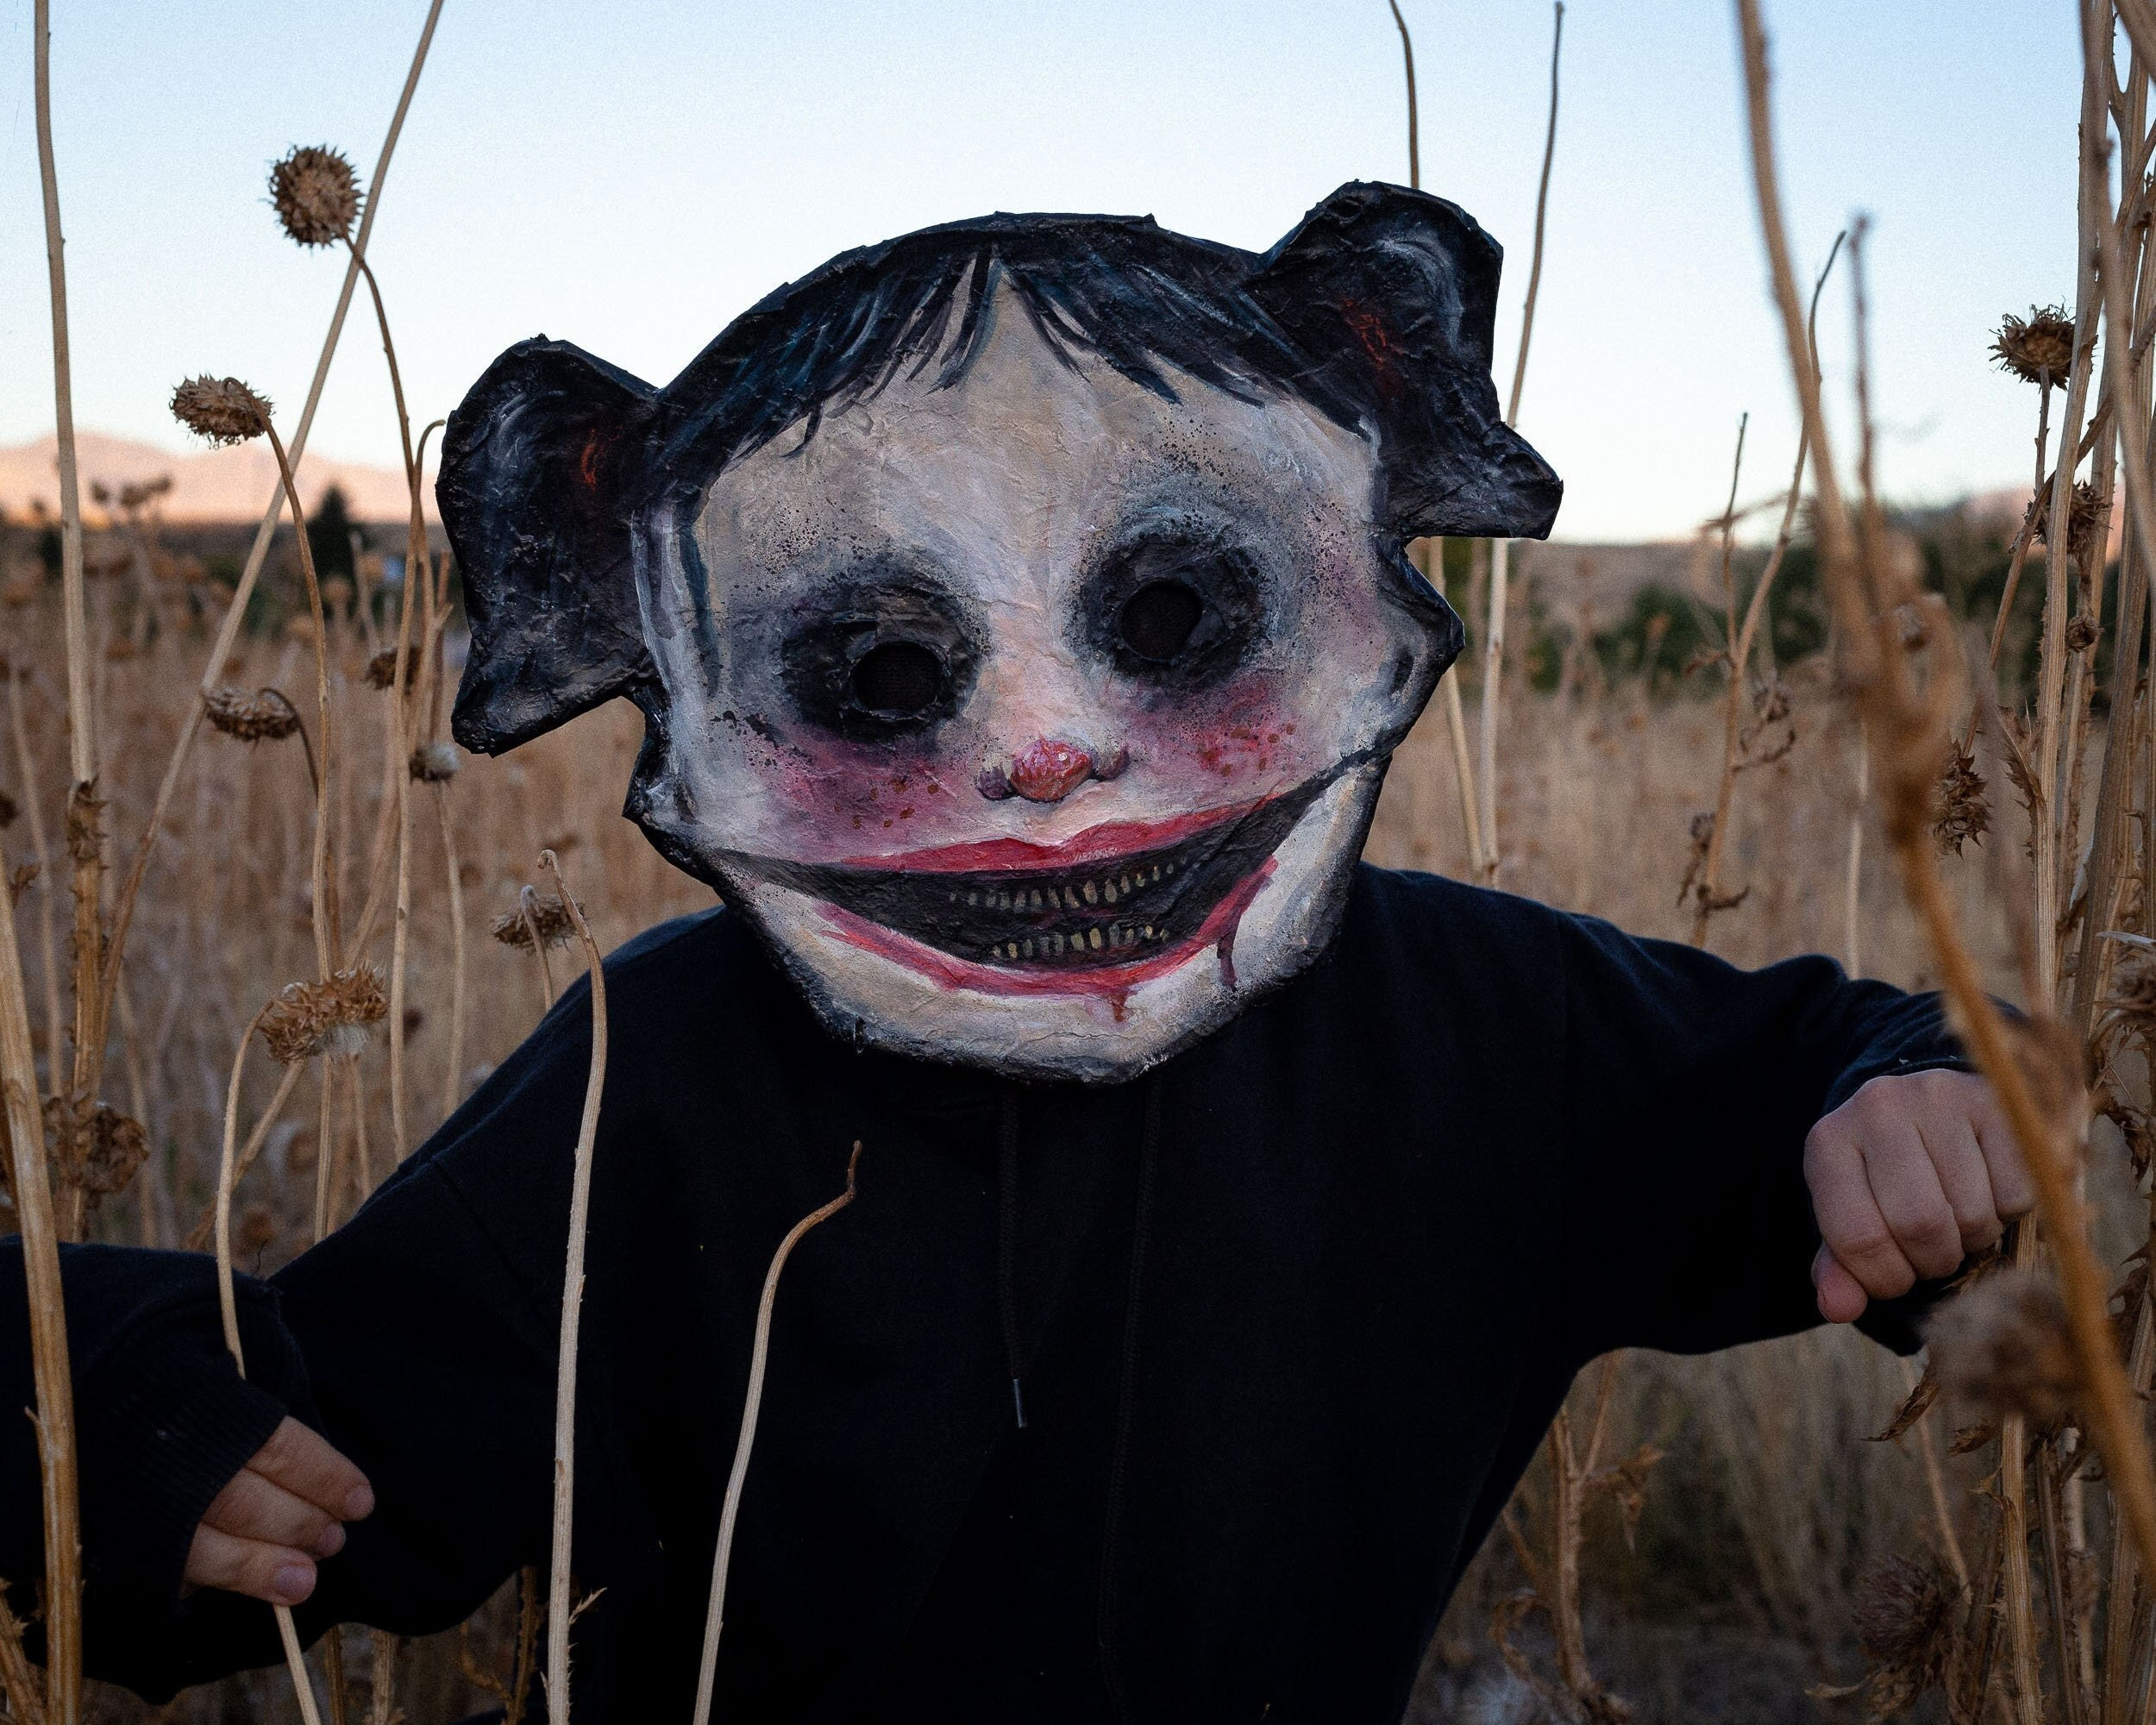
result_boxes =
[1852,1553,1959,1717]
[41,1099,147,1200]
[170,375,269,446]
[259,966,389,1063]
[268,144,360,248]
[364,649,401,690]
[1930,740,1988,856]
[2065,613,2099,654]
[1991,304,2075,386]
[2025,479,2104,564]
[492,894,575,950]
[1927,1269,2080,1429]
[410,742,461,782]
[204,686,302,743]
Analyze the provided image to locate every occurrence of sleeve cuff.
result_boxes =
[76,1275,310,1616]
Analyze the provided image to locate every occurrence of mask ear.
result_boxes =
[1248,181,1562,542]
[438,337,658,755]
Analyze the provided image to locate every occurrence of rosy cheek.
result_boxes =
[753,731,975,849]
[1124,676,1318,787]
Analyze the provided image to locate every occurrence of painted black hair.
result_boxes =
[440,181,1562,754]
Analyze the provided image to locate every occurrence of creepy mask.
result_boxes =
[439,182,1560,1082]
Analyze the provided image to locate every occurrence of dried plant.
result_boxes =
[1932,738,1990,856]
[1850,1552,1961,1717]
[536,850,608,1725]
[268,145,360,248]
[690,1142,862,1725]
[1992,305,2077,387]
[492,893,576,951]
[1476,0,1565,885]
[1927,1270,2081,1431]
[204,686,304,743]
[258,968,389,1066]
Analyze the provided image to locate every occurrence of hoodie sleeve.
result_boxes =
[0,979,599,1702]
[1551,910,1967,1365]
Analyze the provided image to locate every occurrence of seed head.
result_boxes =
[1992,305,2075,387]
[171,376,270,446]
[2026,479,2104,564]
[410,742,461,782]
[1927,1269,2079,1429]
[1931,740,1989,857]
[269,145,360,248]
[1852,1553,1959,1716]
[364,649,402,690]
[41,1097,148,1201]
[491,893,576,950]
[204,686,302,743]
[259,966,389,1063]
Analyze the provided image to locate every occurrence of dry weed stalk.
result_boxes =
[24,0,90,1707]
[210,995,326,1725]
[0,829,76,1725]
[1689,241,1841,945]
[87,0,444,1151]
[1476,0,1564,884]
[690,1143,862,1725]
[1742,16,2156,1725]
[537,850,608,1725]
[1385,5,1490,876]
[1491,1354,1655,1722]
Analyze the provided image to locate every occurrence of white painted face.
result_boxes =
[624,283,1451,1082]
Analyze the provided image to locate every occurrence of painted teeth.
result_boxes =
[1088,927,1103,950]
[1103,879,1118,904]
[1082,881,1098,905]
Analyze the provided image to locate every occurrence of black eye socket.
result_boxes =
[851,641,946,716]
[779,568,982,741]
[1118,580,1204,664]
[1083,533,1265,690]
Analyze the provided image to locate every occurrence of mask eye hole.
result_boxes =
[1118,580,1204,664]
[852,641,946,717]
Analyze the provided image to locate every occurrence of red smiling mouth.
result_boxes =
[718,773,1330,987]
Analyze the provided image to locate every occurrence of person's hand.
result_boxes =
[183,1417,373,1606]
[1804,1069,2034,1322]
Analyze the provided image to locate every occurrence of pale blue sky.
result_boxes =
[0,1,2079,540]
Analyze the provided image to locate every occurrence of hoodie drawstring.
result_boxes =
[996,1088,1026,1430]
[1097,1071,1163,1725]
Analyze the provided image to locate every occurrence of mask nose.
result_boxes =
[980,736,1129,803]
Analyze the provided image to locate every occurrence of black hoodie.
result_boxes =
[0,866,1956,1722]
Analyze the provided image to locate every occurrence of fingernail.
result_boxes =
[343,1484,375,1521]
[313,1522,346,1559]
[272,1562,315,1604]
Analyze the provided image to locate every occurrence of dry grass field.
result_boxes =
[12,3,2156,1721]
[0,532,2060,1722]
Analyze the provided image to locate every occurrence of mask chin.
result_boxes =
[692,762,1388,1083]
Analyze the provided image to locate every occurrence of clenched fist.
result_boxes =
[185,1417,373,1606]
[1804,1069,2034,1322]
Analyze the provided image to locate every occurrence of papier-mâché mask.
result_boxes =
[438,182,1560,1082]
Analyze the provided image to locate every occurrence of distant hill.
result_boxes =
[0,431,433,524]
